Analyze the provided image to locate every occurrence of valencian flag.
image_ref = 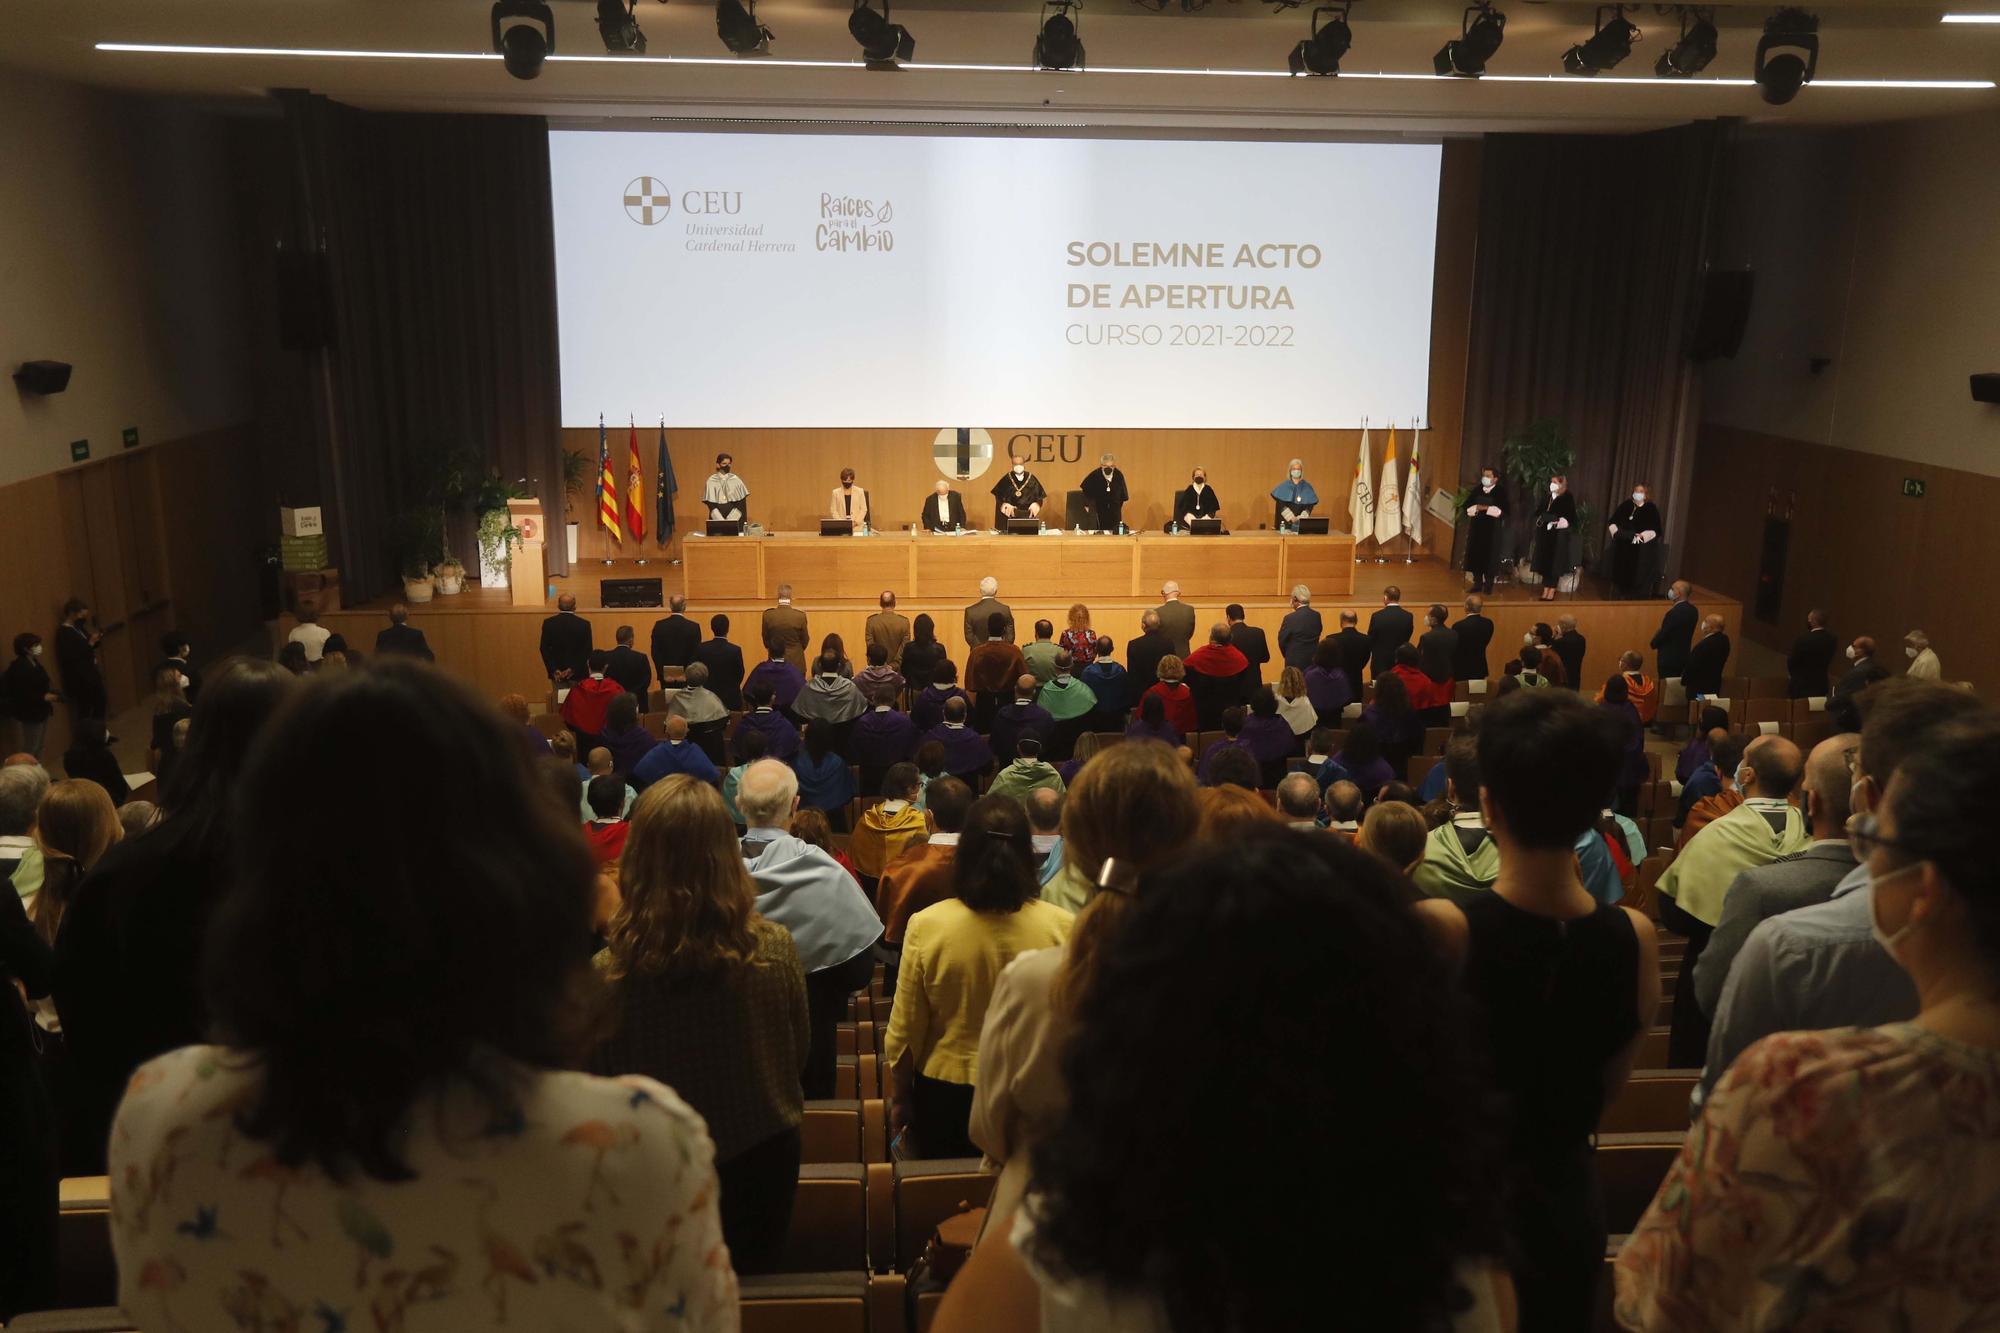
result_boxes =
[1348,426,1374,538]
[598,415,622,543]
[1402,419,1425,541]
[655,419,677,547]
[1374,426,1404,547]
[626,417,646,543]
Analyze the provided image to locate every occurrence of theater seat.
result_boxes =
[780,1164,870,1272]
[1635,1027,1670,1067]
[804,1099,865,1163]
[892,1158,996,1272]
[1599,1072,1698,1134]
[740,1271,870,1333]
[6,1309,133,1333]
[56,1176,115,1310]
[1597,1132,1684,1233]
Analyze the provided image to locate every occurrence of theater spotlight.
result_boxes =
[1035,1,1084,69]
[1434,2,1505,77]
[718,0,774,53]
[1562,5,1640,74]
[596,0,646,52]
[1289,2,1353,75]
[1755,7,1818,103]
[491,0,554,79]
[849,0,916,65]
[1655,6,1718,77]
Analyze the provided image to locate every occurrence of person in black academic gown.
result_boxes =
[1530,475,1578,602]
[1786,609,1839,698]
[990,455,1047,527]
[1606,482,1664,598]
[1460,465,1508,595]
[1171,467,1223,532]
[1080,454,1129,531]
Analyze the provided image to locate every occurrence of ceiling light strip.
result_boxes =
[94,42,1995,89]
[1940,13,2000,22]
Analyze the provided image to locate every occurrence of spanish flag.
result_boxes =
[626,418,646,543]
[598,416,621,543]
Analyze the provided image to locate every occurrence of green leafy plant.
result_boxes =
[477,508,524,575]
[559,449,593,519]
[1500,418,1576,494]
[388,507,440,582]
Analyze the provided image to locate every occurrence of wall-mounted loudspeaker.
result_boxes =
[12,361,73,395]
[1973,374,2000,404]
[1689,269,1754,362]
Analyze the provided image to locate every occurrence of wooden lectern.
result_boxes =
[507,498,546,608]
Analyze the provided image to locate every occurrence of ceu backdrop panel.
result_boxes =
[550,129,1443,429]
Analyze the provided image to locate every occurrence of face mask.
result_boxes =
[1481,477,1494,490]
[1846,645,1858,660]
[1013,466,1026,478]
[719,463,731,472]
[1632,492,1646,506]
[590,672,605,681]
[1290,470,1302,481]
[1193,478,1205,488]
[1906,646,1919,659]
[29,646,41,658]
[1103,467,1114,477]
[1550,483,1561,496]
[1868,863,1923,960]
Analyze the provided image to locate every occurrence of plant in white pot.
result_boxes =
[434,556,466,596]
[475,508,524,590]
[390,509,438,604]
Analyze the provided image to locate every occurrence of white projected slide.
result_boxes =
[550,129,1441,429]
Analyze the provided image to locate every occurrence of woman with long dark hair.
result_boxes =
[592,774,809,1275]
[884,795,1073,1158]
[938,831,1514,1332]
[109,662,737,1327]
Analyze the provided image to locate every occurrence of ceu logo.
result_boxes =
[932,427,994,481]
[623,177,672,225]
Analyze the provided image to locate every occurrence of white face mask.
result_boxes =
[1846,645,1858,660]
[1481,477,1495,490]
[1868,862,1923,960]
[1550,482,1561,496]
[1013,465,1026,478]
[29,646,41,658]
[1632,492,1646,506]
[590,672,605,681]
[1906,646,1919,659]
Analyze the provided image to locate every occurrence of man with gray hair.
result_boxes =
[0,761,50,901]
[1277,585,1321,674]
[1081,451,1129,532]
[666,660,729,725]
[649,592,701,682]
[963,576,1014,649]
[761,583,810,673]
[1276,771,1323,830]
[738,757,881,1099]
[1153,580,1195,658]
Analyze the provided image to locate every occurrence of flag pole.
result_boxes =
[1404,415,1417,564]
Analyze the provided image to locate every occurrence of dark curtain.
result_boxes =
[1459,121,1728,567]
[279,91,567,597]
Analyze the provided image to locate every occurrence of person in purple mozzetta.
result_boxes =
[988,674,1053,770]
[1306,636,1355,728]
[731,681,801,762]
[1333,719,1395,803]
[913,661,970,734]
[923,695,993,786]
[745,644,806,717]
[1238,685,1303,785]
[855,643,906,704]
[1197,707,1253,787]
[1124,692,1184,749]
[851,686,919,798]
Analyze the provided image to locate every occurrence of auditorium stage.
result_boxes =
[323,549,1741,705]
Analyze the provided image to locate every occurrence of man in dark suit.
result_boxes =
[1331,611,1370,702]
[1682,615,1732,696]
[1552,614,1587,691]
[1366,586,1414,679]
[962,578,1014,650]
[1652,580,1699,681]
[606,626,652,703]
[649,594,702,682]
[1827,635,1889,732]
[1786,609,1838,698]
[56,597,107,726]
[1276,587,1322,672]
[538,594,593,684]
[1418,604,1458,684]
[372,606,433,662]
[1450,593,1494,680]
[154,630,206,701]
[922,480,968,532]
[1125,610,1172,697]
[1225,604,1270,688]
[694,613,746,710]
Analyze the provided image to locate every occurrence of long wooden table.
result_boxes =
[680,530,1358,602]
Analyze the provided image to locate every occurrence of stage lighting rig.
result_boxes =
[1655,6,1717,77]
[718,0,775,53]
[596,0,646,52]
[1289,2,1353,75]
[1035,1,1084,69]
[1435,2,1505,77]
[491,0,554,79]
[1562,5,1640,75]
[850,0,916,64]
[1755,7,1819,103]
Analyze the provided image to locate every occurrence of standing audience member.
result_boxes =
[1239,686,1301,784]
[1675,707,1732,784]
[1330,610,1371,701]
[1275,772,1323,829]
[604,625,652,700]
[1306,636,1355,727]
[537,592,593,683]
[795,654,867,740]
[54,599,107,730]
[885,796,1073,1158]
[0,763,49,902]
[1419,604,1459,685]
[1324,780,1366,839]
[854,643,905,703]
[0,776,54,1318]
[926,696,995,785]
[1598,675,1648,817]
[286,601,332,663]
[761,585,811,672]
[1902,628,1940,679]
[938,833,1512,1333]
[1184,624,1250,729]
[1453,594,1495,681]
[1414,738,1499,904]
[1057,604,1097,667]
[598,691,653,777]
[694,613,745,709]
[59,720,128,807]
[988,739,1066,804]
[1277,586,1322,672]
[738,759,881,1099]
[1596,651,1657,726]
[1036,654,1097,761]
[583,774,631,865]
[1367,586,1415,679]
[791,720,856,829]
[963,577,1015,650]
[1829,634,1889,730]
[1273,666,1318,739]
[648,592,702,680]
[968,615,1029,731]
[877,778,974,951]
[722,730,767,827]
[1358,800,1430,878]
[1681,615,1732,698]
[851,687,919,797]
[1,635,58,762]
[498,692,549,760]
[1024,786,1065,884]
[666,661,731,762]
[900,613,945,696]
[1651,581,1698,683]
[1551,615,1586,692]
[109,662,736,1329]
[28,779,121,946]
[818,633,854,680]
[913,661,969,734]
[1139,656,1198,738]
[1618,714,2000,1331]
[866,591,912,667]
[850,763,930,886]
[732,683,801,763]
[1021,621,1061,686]
[592,774,809,1275]
[990,675,1055,771]
[1334,721,1395,804]
[1225,603,1270,688]
[559,651,625,751]
[1079,637,1129,726]
[1426,689,1660,1333]
[791,808,862,886]
[1124,611,1172,703]
[1363,671,1418,776]
[1152,582,1195,658]
[1786,608,1836,697]
[633,714,720,790]
[745,644,807,715]
[54,660,295,1172]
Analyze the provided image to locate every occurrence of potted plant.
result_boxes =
[472,473,530,588]
[434,555,466,596]
[1499,418,1576,585]
[389,508,439,604]
[559,448,592,563]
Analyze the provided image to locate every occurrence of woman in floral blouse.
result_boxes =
[1057,605,1097,668]
[110,663,738,1332]
[1616,714,2000,1331]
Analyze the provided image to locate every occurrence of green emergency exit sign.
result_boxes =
[1901,477,1926,499]
[69,439,89,463]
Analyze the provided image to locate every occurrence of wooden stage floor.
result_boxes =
[328,556,1739,704]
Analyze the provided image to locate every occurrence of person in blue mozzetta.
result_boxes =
[1271,457,1319,529]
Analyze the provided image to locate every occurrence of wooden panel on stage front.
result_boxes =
[1283,537,1359,599]
[1136,534,1278,600]
[681,537,763,600]
[766,537,912,601]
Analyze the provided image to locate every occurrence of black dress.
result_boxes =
[1171,484,1222,529]
[1460,892,1639,1333]
[1080,468,1128,531]
[1460,481,1508,585]
[990,470,1046,527]
[1530,490,1578,583]
[1607,499,1662,596]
